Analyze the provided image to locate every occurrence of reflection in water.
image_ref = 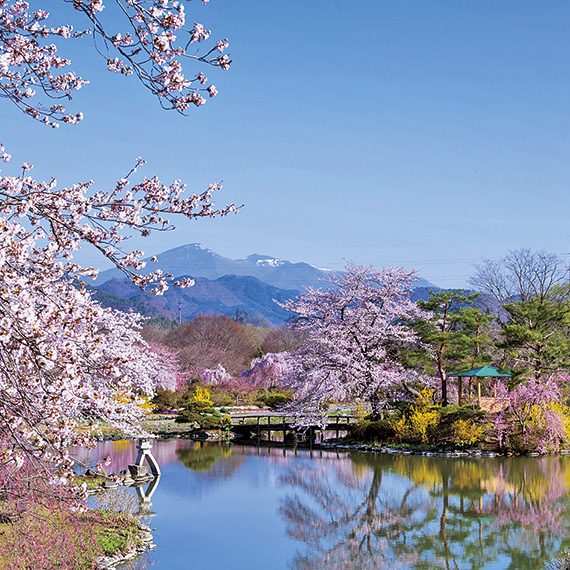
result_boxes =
[177,442,232,471]
[280,453,570,570]
[74,438,189,471]
[136,475,161,515]
[176,441,246,482]
[83,440,570,569]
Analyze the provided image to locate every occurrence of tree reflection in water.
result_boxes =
[280,453,570,569]
[176,442,244,480]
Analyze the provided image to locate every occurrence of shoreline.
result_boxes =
[96,428,570,458]
[96,521,155,570]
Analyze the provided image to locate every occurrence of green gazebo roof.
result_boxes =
[448,365,512,378]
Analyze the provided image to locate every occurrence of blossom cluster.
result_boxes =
[0,0,230,126]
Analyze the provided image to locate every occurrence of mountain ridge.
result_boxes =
[92,243,443,326]
[92,273,299,326]
[96,242,437,291]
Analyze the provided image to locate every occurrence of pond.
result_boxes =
[79,439,570,569]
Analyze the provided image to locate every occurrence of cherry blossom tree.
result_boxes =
[281,264,430,421]
[0,158,235,473]
[200,363,232,386]
[149,342,187,391]
[493,376,569,453]
[0,298,159,514]
[240,352,290,390]
[0,0,230,126]
[0,0,236,516]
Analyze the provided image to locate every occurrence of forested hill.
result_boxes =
[91,274,299,326]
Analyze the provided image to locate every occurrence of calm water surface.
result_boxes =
[79,439,570,569]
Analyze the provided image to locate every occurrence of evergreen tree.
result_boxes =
[415,291,494,405]
[500,287,570,378]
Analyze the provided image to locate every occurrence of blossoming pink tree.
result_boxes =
[493,376,568,453]
[200,363,233,386]
[0,0,235,511]
[150,342,187,391]
[281,264,430,422]
[240,352,291,390]
[0,153,235,479]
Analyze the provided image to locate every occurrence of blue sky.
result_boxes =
[3,1,570,287]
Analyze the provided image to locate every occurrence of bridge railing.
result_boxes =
[229,413,355,427]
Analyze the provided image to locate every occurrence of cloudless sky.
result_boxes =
[3,0,570,287]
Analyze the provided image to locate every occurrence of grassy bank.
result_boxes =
[0,504,146,570]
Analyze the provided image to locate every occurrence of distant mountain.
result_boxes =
[91,274,298,326]
[92,243,443,326]
[97,243,334,291]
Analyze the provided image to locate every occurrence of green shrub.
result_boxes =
[176,410,229,429]
[438,404,486,424]
[176,387,232,430]
[210,390,234,407]
[152,388,184,412]
[96,528,129,555]
[255,390,292,409]
[351,419,396,442]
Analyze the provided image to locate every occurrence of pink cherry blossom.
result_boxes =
[280,264,430,423]
[201,363,233,385]
[0,0,231,126]
[241,352,291,390]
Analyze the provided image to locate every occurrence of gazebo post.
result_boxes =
[477,377,481,405]
[458,376,463,406]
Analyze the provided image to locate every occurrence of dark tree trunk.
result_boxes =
[440,368,448,406]
[438,344,448,406]
[369,393,383,420]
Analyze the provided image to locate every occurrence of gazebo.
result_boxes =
[448,365,512,406]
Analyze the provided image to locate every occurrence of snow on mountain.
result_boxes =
[92,243,442,325]
[97,243,334,291]
[245,254,285,268]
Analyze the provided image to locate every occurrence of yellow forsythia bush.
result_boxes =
[192,386,214,407]
[409,408,440,443]
[392,417,408,441]
[393,389,440,444]
[450,418,484,447]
